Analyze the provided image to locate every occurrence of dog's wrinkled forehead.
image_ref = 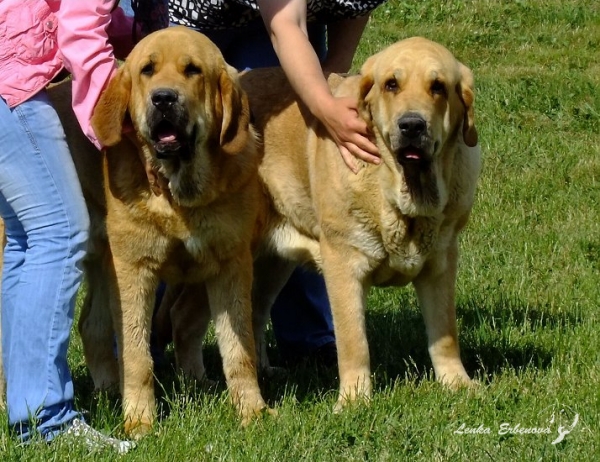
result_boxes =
[373,37,461,87]
[126,26,224,78]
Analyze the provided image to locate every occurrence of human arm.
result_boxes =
[256,0,380,172]
[53,1,132,149]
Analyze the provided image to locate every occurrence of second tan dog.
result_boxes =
[251,36,481,409]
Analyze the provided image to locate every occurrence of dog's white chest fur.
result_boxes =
[365,213,441,286]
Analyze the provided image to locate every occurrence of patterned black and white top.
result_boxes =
[168,0,386,30]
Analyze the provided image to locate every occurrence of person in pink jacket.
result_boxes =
[0,0,134,451]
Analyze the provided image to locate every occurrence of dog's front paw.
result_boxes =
[90,362,120,391]
[124,417,154,440]
[240,403,278,427]
[333,373,372,413]
[437,366,472,390]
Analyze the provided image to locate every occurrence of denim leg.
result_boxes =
[0,92,89,441]
[270,267,335,358]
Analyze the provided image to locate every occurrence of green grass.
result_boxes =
[2,0,599,459]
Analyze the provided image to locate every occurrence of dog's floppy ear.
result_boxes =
[215,65,252,155]
[457,62,478,147]
[357,54,377,127]
[91,64,132,147]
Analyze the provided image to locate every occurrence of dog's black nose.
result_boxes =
[151,89,178,112]
[398,114,426,139]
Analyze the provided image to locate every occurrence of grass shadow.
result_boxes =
[458,294,581,381]
[365,290,581,392]
[72,290,581,425]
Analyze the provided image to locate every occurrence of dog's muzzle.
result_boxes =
[394,113,433,165]
[148,88,192,160]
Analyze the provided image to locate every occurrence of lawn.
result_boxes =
[1,1,598,460]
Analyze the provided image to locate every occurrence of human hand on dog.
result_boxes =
[316,96,380,174]
[258,0,379,174]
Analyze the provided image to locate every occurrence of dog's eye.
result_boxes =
[141,63,154,76]
[431,80,446,96]
[185,63,202,77]
[384,78,398,92]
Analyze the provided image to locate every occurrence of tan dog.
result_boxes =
[244,36,481,409]
[47,27,267,438]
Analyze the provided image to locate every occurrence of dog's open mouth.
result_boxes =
[152,120,184,154]
[396,146,428,165]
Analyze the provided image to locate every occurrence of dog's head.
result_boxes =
[92,26,256,205]
[357,37,478,215]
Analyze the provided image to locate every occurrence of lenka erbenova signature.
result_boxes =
[453,407,580,445]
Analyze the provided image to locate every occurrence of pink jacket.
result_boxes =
[0,0,134,149]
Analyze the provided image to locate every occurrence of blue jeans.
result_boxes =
[269,267,334,355]
[0,91,89,441]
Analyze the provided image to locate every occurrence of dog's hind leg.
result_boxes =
[168,283,212,381]
[78,244,119,390]
[251,255,296,374]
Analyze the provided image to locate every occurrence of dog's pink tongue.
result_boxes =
[158,127,177,142]
[405,150,421,160]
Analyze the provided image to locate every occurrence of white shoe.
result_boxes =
[64,418,135,454]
